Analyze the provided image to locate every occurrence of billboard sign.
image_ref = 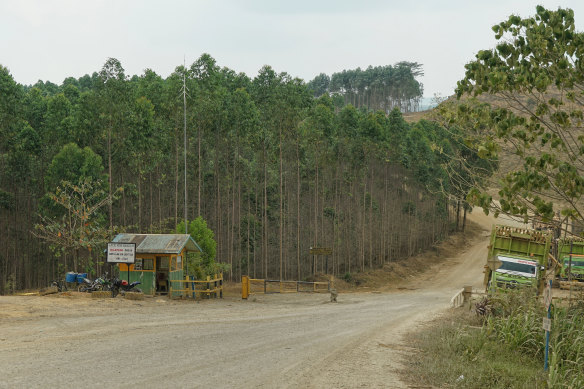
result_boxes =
[107,242,136,264]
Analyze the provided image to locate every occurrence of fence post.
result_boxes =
[242,276,248,299]
[463,285,472,305]
[219,273,223,298]
[213,274,217,299]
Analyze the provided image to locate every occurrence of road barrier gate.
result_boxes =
[241,275,332,299]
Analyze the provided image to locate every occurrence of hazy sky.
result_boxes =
[2,0,583,98]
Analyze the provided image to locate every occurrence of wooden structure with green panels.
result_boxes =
[111,234,202,296]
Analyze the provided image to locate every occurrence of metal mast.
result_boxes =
[183,59,188,234]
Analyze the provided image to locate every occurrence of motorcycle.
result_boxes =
[111,278,142,297]
[51,280,67,292]
[78,272,112,293]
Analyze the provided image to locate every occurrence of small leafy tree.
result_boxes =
[455,6,584,229]
[176,216,229,278]
[33,177,112,273]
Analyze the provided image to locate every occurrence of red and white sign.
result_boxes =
[498,255,537,266]
[107,242,136,264]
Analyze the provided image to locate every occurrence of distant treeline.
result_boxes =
[0,54,476,293]
[307,62,424,113]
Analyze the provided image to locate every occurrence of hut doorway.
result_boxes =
[156,256,169,294]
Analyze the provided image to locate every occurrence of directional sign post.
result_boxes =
[309,247,333,274]
[309,247,333,256]
[543,280,552,371]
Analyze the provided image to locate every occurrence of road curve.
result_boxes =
[0,209,522,388]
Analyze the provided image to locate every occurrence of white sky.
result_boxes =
[1,0,583,98]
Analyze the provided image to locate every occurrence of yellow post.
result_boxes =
[242,275,249,299]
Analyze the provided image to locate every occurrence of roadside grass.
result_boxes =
[402,308,546,388]
[403,289,584,388]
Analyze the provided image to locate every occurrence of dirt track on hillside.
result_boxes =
[0,211,525,388]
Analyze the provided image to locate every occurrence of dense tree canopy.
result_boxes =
[0,54,473,292]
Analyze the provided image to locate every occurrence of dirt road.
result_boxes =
[0,211,523,388]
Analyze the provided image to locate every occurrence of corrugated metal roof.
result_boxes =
[111,234,202,254]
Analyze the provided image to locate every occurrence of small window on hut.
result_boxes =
[143,258,154,270]
[158,256,168,270]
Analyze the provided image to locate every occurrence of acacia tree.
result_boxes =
[455,6,584,230]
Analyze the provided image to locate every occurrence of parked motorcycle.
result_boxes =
[111,278,142,297]
[50,280,67,292]
[78,272,112,293]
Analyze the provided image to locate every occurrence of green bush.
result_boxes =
[176,217,230,279]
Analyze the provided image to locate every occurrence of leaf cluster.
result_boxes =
[455,6,584,228]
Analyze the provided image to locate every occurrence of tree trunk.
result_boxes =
[279,126,283,281]
[108,126,113,230]
[296,137,301,280]
[456,198,461,232]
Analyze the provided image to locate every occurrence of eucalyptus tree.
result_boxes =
[325,63,423,112]
[307,73,330,97]
[0,66,25,291]
[300,95,336,274]
[134,69,173,228]
[95,57,131,229]
[273,75,312,280]
[45,93,74,148]
[225,87,260,280]
[190,54,224,221]
[0,65,22,143]
[251,65,279,278]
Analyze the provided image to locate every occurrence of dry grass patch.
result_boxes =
[400,308,546,388]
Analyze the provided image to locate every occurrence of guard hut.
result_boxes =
[111,234,202,296]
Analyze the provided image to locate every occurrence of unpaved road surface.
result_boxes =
[0,211,524,388]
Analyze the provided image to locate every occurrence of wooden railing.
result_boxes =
[450,288,465,308]
[241,276,331,299]
[450,285,474,308]
[169,273,223,299]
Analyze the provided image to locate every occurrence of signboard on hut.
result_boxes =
[107,242,136,264]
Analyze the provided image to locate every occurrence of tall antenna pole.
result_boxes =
[183,57,188,235]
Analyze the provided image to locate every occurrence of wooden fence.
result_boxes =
[169,273,223,299]
[241,276,331,299]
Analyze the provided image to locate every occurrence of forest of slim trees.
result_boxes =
[0,54,483,293]
[307,62,424,113]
